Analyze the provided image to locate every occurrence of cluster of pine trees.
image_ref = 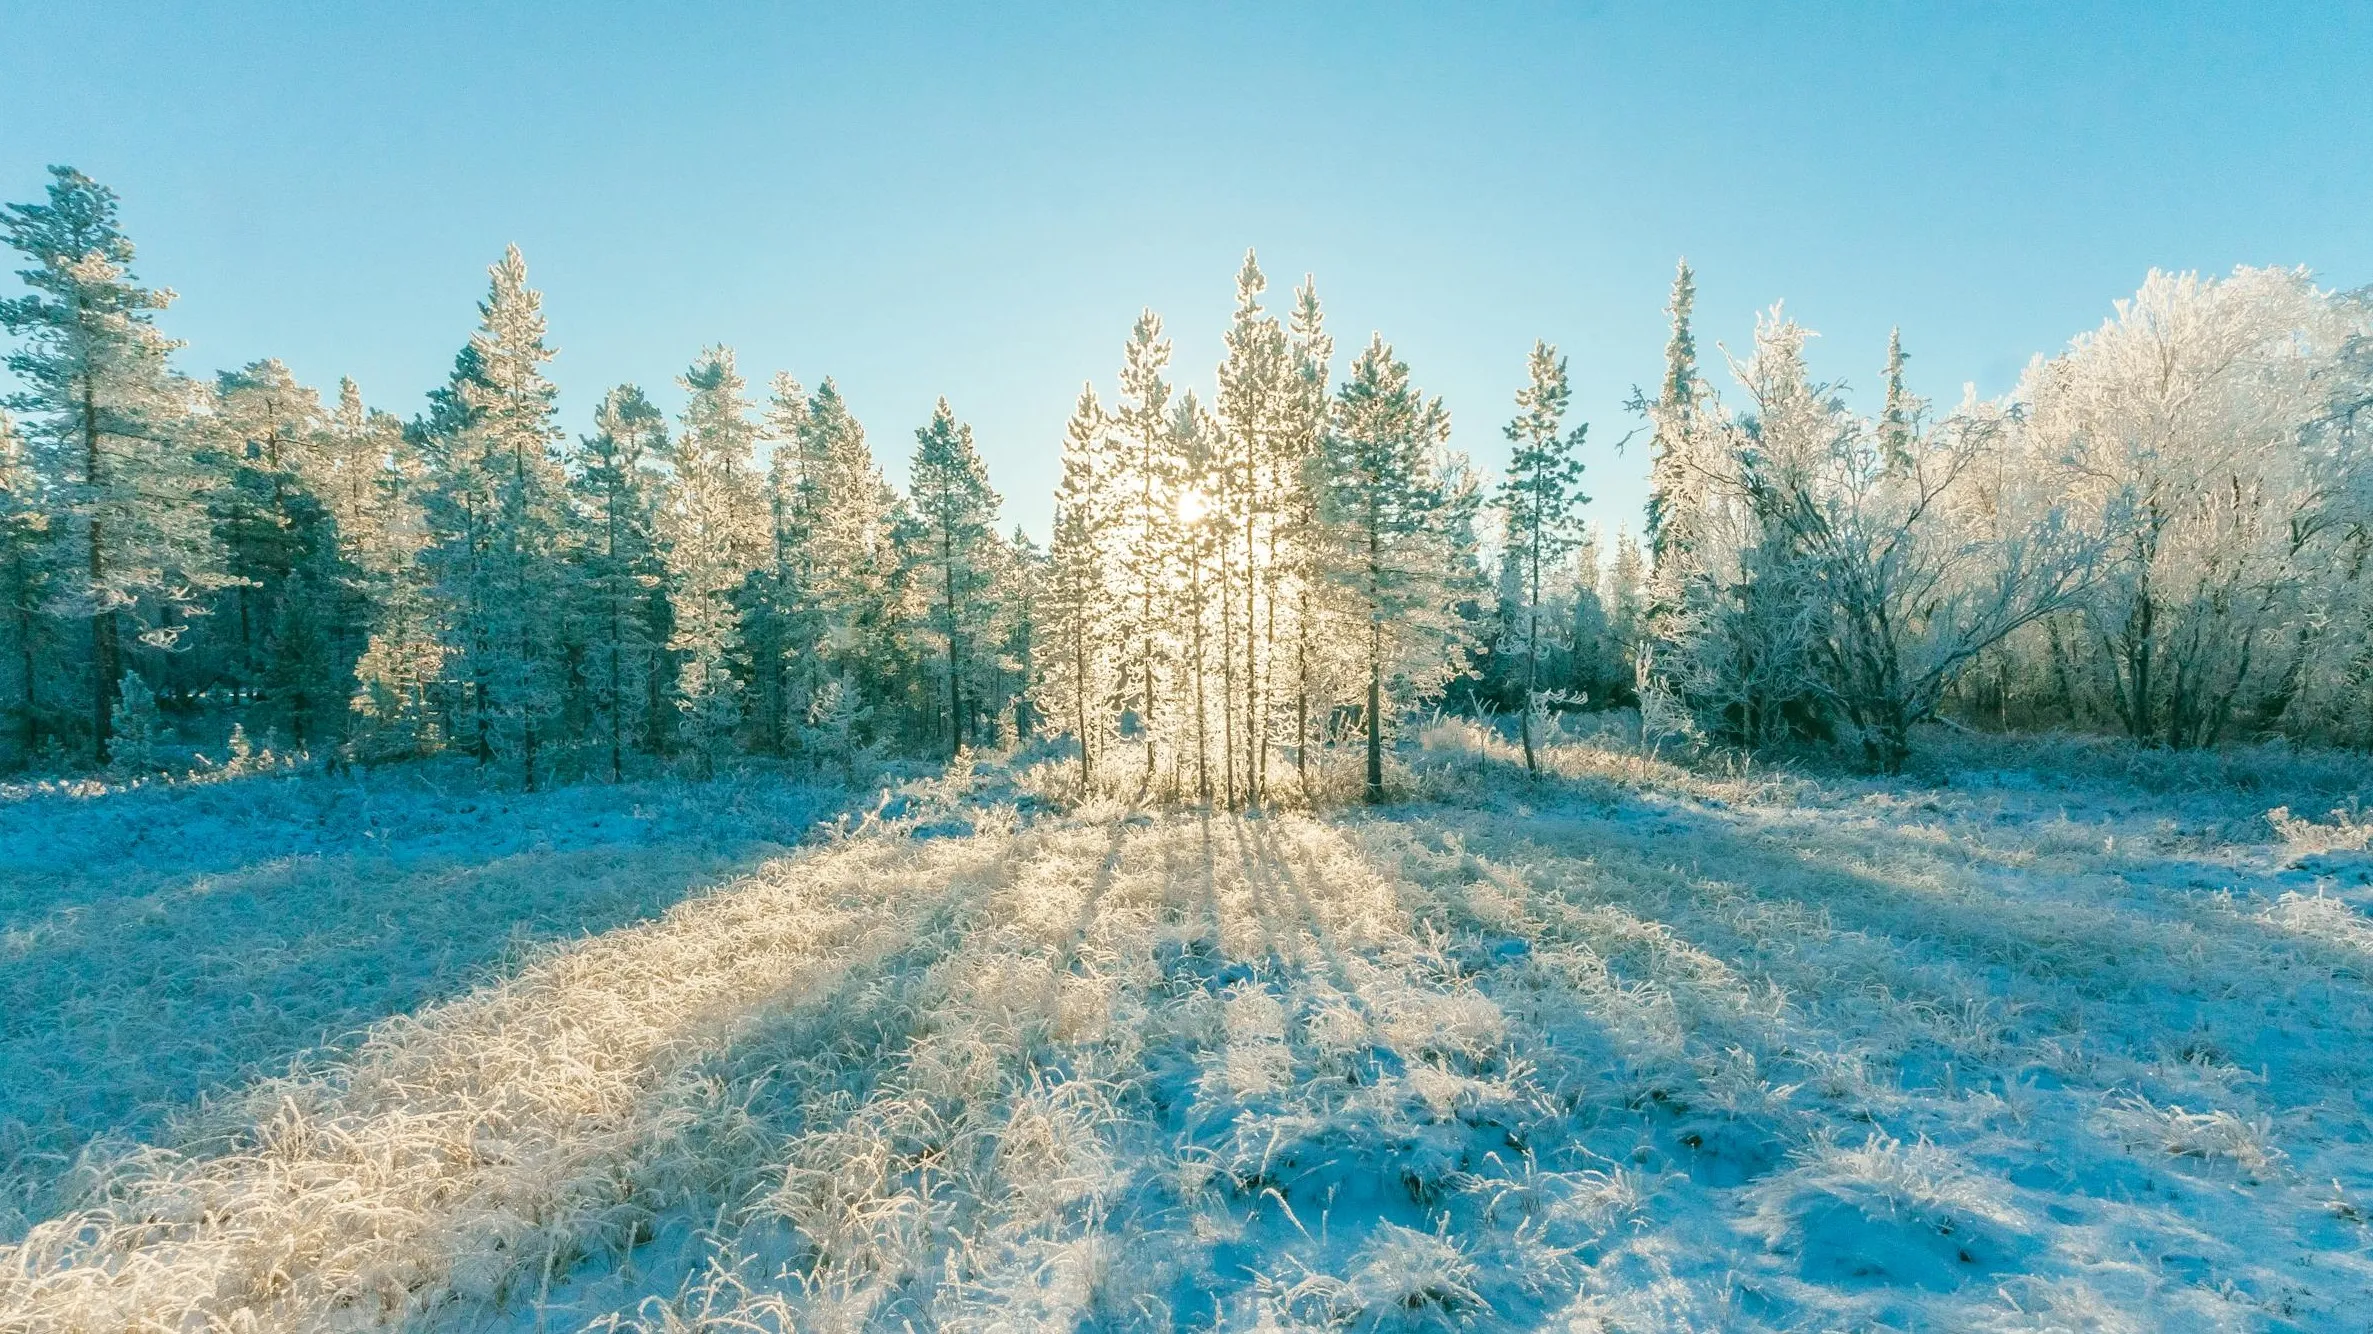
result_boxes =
[0,168,1034,785]
[3,166,2366,793]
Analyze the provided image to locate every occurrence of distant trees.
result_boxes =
[2,165,2365,787]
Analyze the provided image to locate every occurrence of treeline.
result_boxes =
[1,166,2366,794]
[1641,263,2373,771]
[0,169,1035,785]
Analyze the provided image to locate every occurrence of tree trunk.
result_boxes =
[82,382,114,762]
[1366,614,1384,802]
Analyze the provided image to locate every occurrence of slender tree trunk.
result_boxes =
[1191,550,1209,802]
[1366,614,1384,802]
[1521,521,1541,776]
[1365,499,1384,803]
[15,602,36,758]
[1295,583,1312,795]
[1220,526,1236,807]
[1072,602,1092,787]
[82,382,115,762]
[944,523,962,759]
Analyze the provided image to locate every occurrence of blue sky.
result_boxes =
[3,2,2366,539]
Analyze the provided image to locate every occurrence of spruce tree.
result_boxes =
[1879,327,1914,473]
[1644,259,1700,571]
[999,524,1043,741]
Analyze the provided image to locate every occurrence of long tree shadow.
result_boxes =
[0,767,853,1235]
[1370,747,2373,1109]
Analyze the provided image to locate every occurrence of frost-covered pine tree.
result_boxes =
[740,372,812,754]
[1281,276,1337,791]
[1110,310,1178,777]
[421,246,572,787]
[793,378,905,730]
[1495,340,1591,774]
[1321,334,1462,801]
[997,523,1043,741]
[208,359,365,750]
[1215,249,1294,805]
[1602,525,1647,696]
[907,397,1001,758]
[664,346,765,773]
[1039,384,1116,786]
[1,166,228,762]
[1170,389,1224,800]
[346,399,443,760]
[208,359,324,693]
[1664,308,1832,749]
[571,384,672,779]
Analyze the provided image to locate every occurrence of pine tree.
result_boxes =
[998,524,1043,741]
[1321,334,1460,802]
[1111,310,1177,778]
[1603,526,1647,698]
[1171,390,1222,800]
[1644,260,1700,564]
[794,378,904,731]
[1,167,226,762]
[907,397,1001,758]
[422,246,571,787]
[572,384,672,779]
[208,360,323,693]
[740,372,812,754]
[1040,384,1115,786]
[665,346,765,772]
[1641,259,1708,654]
[1495,340,1591,774]
[1282,277,1335,792]
[1216,249,1294,805]
[346,384,443,760]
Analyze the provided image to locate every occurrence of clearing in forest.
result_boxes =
[4,734,2373,1332]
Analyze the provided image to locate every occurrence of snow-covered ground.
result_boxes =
[4,733,2371,1331]
[0,761,850,1239]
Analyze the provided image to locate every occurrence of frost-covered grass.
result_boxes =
[4,734,2371,1331]
[0,761,848,1239]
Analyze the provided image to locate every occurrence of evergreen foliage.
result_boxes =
[2,166,2366,785]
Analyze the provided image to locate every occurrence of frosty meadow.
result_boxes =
[2,155,2372,1332]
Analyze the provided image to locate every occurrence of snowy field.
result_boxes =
[5,733,2373,1332]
